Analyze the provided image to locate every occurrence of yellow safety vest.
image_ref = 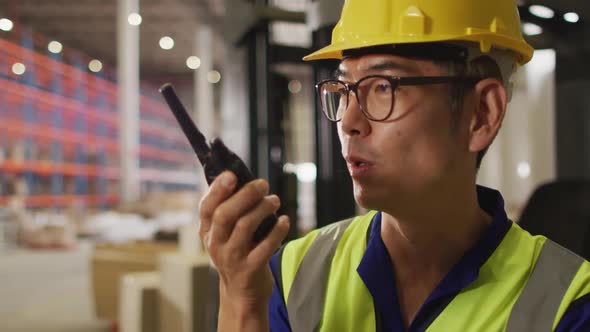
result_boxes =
[279,211,590,331]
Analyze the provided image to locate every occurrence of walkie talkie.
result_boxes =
[159,83,277,242]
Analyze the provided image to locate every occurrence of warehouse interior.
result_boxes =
[1,0,590,331]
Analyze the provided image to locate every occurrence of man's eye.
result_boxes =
[374,83,391,93]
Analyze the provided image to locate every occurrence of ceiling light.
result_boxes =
[288,80,302,94]
[0,18,13,32]
[564,12,580,23]
[48,41,63,54]
[128,13,142,26]
[517,162,531,179]
[207,70,221,84]
[88,59,103,73]
[12,63,25,75]
[529,5,555,19]
[186,56,201,69]
[523,22,543,36]
[159,36,174,50]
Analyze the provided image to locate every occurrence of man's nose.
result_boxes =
[339,93,369,136]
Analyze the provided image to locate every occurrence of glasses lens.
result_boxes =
[357,77,394,121]
[320,81,347,121]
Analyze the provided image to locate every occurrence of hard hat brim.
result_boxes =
[303,34,534,65]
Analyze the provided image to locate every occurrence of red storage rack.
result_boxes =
[0,29,199,209]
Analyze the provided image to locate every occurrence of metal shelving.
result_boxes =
[0,27,198,209]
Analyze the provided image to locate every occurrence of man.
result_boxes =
[199,0,590,331]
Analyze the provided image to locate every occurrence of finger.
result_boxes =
[209,179,270,243]
[248,216,290,266]
[227,195,281,250]
[198,171,237,236]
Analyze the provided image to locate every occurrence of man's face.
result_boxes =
[336,54,473,213]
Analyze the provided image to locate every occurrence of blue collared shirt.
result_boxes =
[269,186,590,331]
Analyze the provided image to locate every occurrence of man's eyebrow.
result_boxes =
[333,60,415,79]
[333,68,346,79]
[367,60,415,74]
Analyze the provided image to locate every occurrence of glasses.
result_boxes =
[316,75,481,122]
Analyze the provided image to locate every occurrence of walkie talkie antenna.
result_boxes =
[159,83,210,164]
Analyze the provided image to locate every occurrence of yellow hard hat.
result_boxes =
[304,0,534,65]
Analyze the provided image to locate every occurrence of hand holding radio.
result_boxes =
[159,83,279,242]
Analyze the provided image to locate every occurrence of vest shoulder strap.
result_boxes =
[506,239,584,332]
[286,217,356,332]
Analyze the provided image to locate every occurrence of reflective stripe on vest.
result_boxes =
[505,240,583,331]
[286,218,355,332]
[283,214,585,332]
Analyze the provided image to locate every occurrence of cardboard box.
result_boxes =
[158,253,217,332]
[119,272,160,332]
[178,224,203,257]
[91,241,177,322]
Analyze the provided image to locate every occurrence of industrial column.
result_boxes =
[191,24,216,193]
[117,0,140,202]
[194,25,215,139]
[245,0,272,182]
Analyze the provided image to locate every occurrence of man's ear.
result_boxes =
[468,78,508,154]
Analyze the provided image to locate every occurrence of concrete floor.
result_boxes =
[0,242,111,332]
